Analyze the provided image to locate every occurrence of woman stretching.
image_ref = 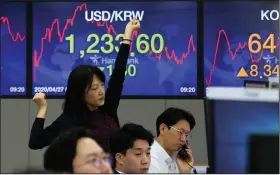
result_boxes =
[29,18,141,152]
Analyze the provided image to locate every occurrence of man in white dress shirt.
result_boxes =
[148,107,196,173]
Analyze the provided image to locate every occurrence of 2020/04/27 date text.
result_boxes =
[34,87,67,93]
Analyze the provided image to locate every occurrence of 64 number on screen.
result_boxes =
[248,34,278,54]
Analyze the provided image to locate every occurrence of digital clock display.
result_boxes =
[32,2,197,97]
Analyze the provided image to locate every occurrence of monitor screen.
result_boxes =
[248,134,279,174]
[210,100,279,173]
[32,2,197,97]
[204,1,279,94]
[0,2,26,96]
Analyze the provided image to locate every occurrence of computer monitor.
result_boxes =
[248,134,279,174]
[205,87,279,174]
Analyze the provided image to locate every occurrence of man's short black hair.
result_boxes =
[156,107,196,136]
[109,123,154,167]
[43,127,96,173]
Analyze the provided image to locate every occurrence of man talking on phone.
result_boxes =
[148,107,196,173]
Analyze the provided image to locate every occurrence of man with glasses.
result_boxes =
[44,127,112,173]
[110,123,154,174]
[148,107,196,173]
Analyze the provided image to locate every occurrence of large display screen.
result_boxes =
[32,2,197,96]
[212,100,279,173]
[0,2,26,96]
[204,1,279,93]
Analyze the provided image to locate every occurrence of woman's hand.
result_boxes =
[122,18,141,43]
[125,18,141,32]
[33,92,48,119]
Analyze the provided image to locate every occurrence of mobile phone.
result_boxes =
[178,141,189,160]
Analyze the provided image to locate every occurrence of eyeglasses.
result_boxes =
[74,153,113,169]
[92,153,113,168]
[170,126,192,140]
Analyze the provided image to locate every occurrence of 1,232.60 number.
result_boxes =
[65,33,165,57]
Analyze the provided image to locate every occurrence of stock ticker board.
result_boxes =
[0,2,26,96]
[32,2,198,96]
[204,1,279,94]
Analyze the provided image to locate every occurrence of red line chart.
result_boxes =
[32,3,196,80]
[205,29,280,86]
[0,16,25,41]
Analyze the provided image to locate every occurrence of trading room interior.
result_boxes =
[0,0,279,174]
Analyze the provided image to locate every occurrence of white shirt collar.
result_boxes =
[149,140,180,173]
[152,140,177,164]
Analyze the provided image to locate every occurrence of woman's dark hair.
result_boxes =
[63,65,105,124]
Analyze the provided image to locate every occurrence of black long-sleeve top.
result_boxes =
[29,43,130,152]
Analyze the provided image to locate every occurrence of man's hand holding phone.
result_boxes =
[176,145,194,173]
